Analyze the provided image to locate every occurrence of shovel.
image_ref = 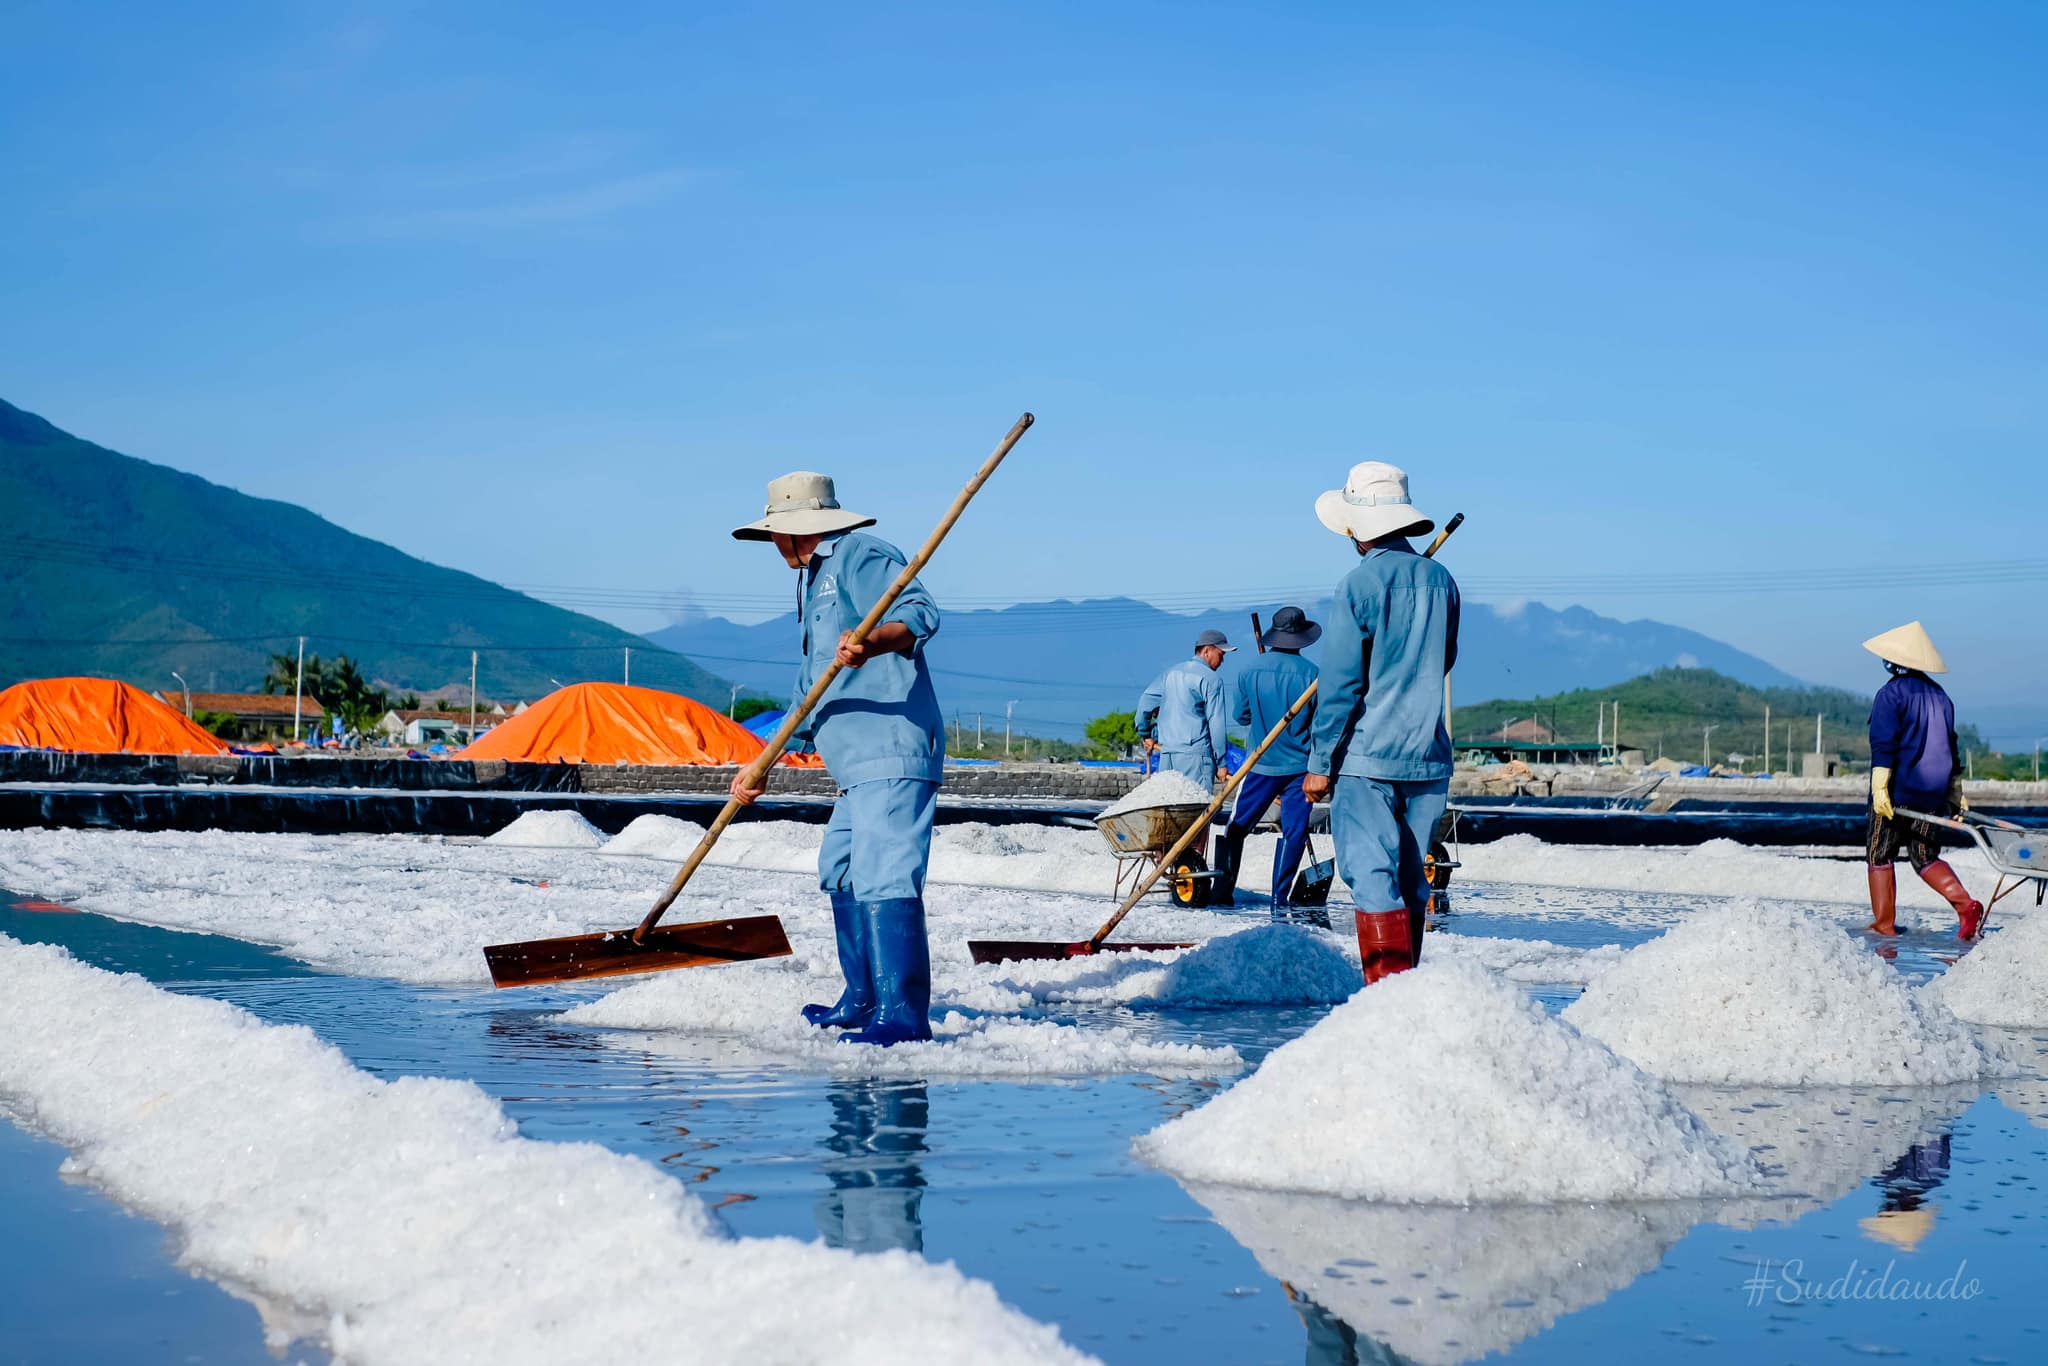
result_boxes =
[966,512,1463,965]
[483,412,1037,987]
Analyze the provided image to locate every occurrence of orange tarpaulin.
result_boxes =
[458,682,781,766]
[0,677,230,756]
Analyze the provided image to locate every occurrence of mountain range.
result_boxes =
[652,595,1804,740]
[0,399,728,703]
[5,395,1820,735]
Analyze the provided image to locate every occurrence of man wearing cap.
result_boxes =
[729,472,944,1045]
[1302,462,1459,984]
[1135,631,1234,794]
[1863,620,1983,940]
[1214,606,1321,912]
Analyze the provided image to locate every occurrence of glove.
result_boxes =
[1951,777,1968,814]
[1871,766,1894,820]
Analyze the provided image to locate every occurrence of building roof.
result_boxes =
[162,691,326,718]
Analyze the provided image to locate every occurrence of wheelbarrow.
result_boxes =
[1098,799,1223,909]
[1899,808,2048,913]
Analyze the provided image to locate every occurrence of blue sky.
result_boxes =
[4,2,2042,738]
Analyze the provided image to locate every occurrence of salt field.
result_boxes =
[3,823,2047,1364]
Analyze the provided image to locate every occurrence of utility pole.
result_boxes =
[1005,700,1018,758]
[170,670,192,717]
[469,651,479,743]
[1763,704,1771,775]
[729,683,742,717]
[2035,737,2044,782]
[1703,724,1717,770]
[1815,712,1823,756]
[624,647,631,687]
[1613,703,1621,757]
[293,636,306,742]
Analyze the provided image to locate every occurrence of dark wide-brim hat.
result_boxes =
[1262,606,1322,649]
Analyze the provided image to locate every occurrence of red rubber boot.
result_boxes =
[1918,860,1985,941]
[1866,866,1898,936]
[1354,911,1416,985]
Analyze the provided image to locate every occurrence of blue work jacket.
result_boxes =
[1136,657,1229,769]
[1308,539,1461,782]
[1234,650,1318,775]
[790,532,945,787]
[1869,671,1958,811]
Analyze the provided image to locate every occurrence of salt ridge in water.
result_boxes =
[1136,958,1766,1203]
[559,963,1244,1077]
[484,809,607,849]
[1563,900,2011,1086]
[1926,912,2048,1027]
[0,937,1095,1366]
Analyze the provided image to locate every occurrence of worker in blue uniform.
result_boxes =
[1303,462,1460,984]
[729,471,944,1045]
[1135,630,1234,793]
[1215,606,1321,911]
[1862,620,1982,940]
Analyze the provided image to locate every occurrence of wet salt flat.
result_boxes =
[2,830,2047,1364]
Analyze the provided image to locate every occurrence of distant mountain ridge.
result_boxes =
[0,398,728,702]
[652,594,1804,740]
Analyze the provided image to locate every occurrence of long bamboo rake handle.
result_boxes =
[634,412,1036,941]
[1085,682,1316,951]
[1084,512,1464,951]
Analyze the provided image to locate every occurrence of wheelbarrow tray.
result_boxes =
[1096,802,1212,857]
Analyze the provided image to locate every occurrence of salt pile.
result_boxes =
[485,809,607,849]
[1145,924,1360,1007]
[0,936,1095,1366]
[1925,913,2048,1027]
[1563,901,2009,1086]
[1136,959,1764,1203]
[1100,769,1213,820]
[602,813,709,859]
[952,926,1358,1012]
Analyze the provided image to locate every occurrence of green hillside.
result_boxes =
[0,398,728,703]
[1452,666,1988,770]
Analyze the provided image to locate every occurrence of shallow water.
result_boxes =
[3,886,2046,1365]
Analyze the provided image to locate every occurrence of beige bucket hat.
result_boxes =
[732,472,877,542]
[1862,620,1948,674]
[1315,461,1435,542]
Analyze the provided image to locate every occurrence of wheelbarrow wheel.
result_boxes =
[1424,841,1454,917]
[1424,842,1454,891]
[1169,850,1212,908]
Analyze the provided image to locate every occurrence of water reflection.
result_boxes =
[1862,1135,1951,1251]
[1674,1083,1978,1227]
[814,1080,929,1255]
[1185,1182,1709,1365]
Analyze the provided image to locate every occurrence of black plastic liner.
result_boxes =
[0,787,1099,838]
[3,780,2038,845]
[0,752,581,793]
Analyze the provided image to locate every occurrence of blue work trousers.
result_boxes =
[1332,776,1449,917]
[819,777,938,902]
[1227,770,1312,903]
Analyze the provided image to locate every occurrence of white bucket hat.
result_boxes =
[731,472,877,542]
[1314,461,1435,542]
[1863,621,1948,674]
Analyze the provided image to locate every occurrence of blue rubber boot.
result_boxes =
[840,899,932,1046]
[802,890,876,1029]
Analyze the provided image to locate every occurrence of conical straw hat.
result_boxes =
[1862,621,1947,674]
